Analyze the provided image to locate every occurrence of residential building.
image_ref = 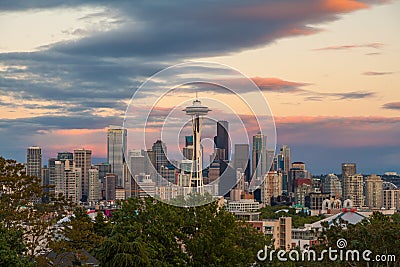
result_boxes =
[365,174,383,209]
[261,171,282,205]
[250,217,292,250]
[74,148,92,201]
[383,189,400,211]
[321,174,342,198]
[342,174,364,208]
[88,168,100,202]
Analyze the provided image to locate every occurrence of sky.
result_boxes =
[0,0,399,174]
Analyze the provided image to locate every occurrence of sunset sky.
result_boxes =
[0,0,399,174]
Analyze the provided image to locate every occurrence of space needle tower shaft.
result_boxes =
[183,98,210,194]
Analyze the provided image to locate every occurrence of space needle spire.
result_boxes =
[183,97,210,194]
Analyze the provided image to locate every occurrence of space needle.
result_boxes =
[183,97,211,194]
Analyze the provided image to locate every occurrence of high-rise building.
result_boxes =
[74,148,92,201]
[252,132,267,179]
[342,163,356,179]
[215,121,229,160]
[266,149,275,172]
[105,173,117,201]
[48,158,57,195]
[94,163,111,183]
[54,160,65,196]
[289,162,311,193]
[321,174,342,198]
[261,171,283,205]
[279,145,290,194]
[107,125,127,187]
[128,149,145,176]
[65,167,82,203]
[234,144,250,173]
[57,152,73,161]
[41,166,49,188]
[233,144,250,182]
[88,168,100,202]
[152,140,168,173]
[383,189,400,210]
[26,146,42,180]
[183,136,194,160]
[343,174,364,208]
[365,175,383,209]
[144,149,156,175]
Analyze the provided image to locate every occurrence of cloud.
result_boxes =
[363,71,394,76]
[313,42,384,51]
[251,77,309,93]
[382,102,400,110]
[36,0,375,58]
[330,91,376,100]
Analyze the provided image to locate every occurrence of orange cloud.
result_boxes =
[323,0,368,12]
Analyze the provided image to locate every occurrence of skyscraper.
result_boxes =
[65,166,82,203]
[88,168,100,203]
[129,149,146,176]
[74,148,92,201]
[234,144,250,181]
[252,133,267,179]
[183,136,194,160]
[277,145,290,194]
[57,152,73,161]
[152,140,168,173]
[261,171,283,205]
[54,160,65,196]
[365,174,383,209]
[26,146,42,179]
[48,158,57,195]
[105,173,117,201]
[215,121,229,160]
[343,174,364,208]
[342,163,356,179]
[107,125,127,187]
[321,174,342,198]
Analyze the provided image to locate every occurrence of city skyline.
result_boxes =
[0,1,399,174]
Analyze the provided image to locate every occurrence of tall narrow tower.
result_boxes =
[183,99,210,193]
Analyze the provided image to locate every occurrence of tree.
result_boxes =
[0,222,35,266]
[51,206,102,254]
[0,156,70,259]
[314,211,400,267]
[96,196,272,266]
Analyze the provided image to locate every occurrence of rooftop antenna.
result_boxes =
[195,90,198,100]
